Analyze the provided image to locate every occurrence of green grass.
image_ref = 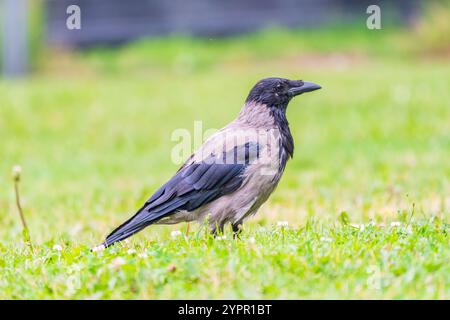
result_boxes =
[1,220,448,299]
[0,26,449,299]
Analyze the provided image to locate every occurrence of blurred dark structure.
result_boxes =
[46,0,422,47]
[2,0,28,76]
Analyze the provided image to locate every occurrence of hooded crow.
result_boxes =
[100,77,321,247]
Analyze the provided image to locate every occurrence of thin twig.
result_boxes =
[185,222,190,237]
[12,165,31,245]
[14,181,28,231]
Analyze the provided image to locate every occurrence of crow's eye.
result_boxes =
[275,84,283,92]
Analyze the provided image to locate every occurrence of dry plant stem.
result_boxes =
[14,182,27,230]
[14,180,31,243]
[185,223,190,236]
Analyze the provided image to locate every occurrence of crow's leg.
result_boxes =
[232,222,243,239]
[210,223,224,237]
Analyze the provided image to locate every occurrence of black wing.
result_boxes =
[103,142,259,246]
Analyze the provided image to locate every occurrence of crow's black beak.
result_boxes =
[288,81,321,97]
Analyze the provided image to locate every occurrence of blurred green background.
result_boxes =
[1,0,448,240]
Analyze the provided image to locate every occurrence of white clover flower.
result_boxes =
[127,249,136,255]
[217,235,227,240]
[68,263,82,274]
[12,165,22,181]
[53,244,63,251]
[390,221,401,227]
[91,244,105,253]
[320,237,333,243]
[171,230,182,238]
[110,257,126,268]
[66,275,80,294]
[277,221,289,227]
[351,224,365,231]
[248,237,256,244]
[138,253,147,258]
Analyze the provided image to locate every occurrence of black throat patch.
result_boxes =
[269,104,294,171]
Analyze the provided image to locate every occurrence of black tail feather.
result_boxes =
[100,158,248,248]
[103,205,158,247]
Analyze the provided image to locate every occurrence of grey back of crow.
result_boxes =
[101,77,321,247]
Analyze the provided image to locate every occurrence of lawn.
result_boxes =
[0,25,449,299]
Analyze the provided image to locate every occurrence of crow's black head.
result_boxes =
[245,77,321,107]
